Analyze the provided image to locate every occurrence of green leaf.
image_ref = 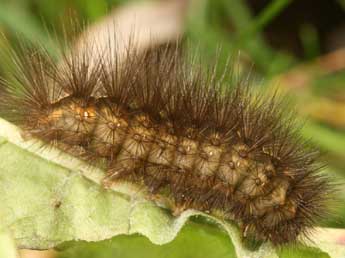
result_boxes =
[302,121,345,156]
[241,0,293,35]
[57,225,334,258]
[57,222,237,258]
[0,117,343,258]
[0,2,57,54]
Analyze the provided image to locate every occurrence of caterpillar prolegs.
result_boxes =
[0,37,332,245]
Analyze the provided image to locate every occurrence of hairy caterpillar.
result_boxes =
[0,34,332,245]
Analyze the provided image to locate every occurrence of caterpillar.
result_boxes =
[0,34,332,245]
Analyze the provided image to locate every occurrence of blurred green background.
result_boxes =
[0,0,344,257]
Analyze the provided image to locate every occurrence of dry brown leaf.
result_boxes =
[19,250,57,258]
[75,0,189,67]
